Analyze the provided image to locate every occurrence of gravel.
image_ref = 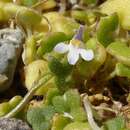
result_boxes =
[0,118,31,130]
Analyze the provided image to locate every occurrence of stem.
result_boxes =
[31,0,48,9]
[4,74,52,118]
[42,15,52,33]
[83,96,101,130]
[92,106,118,114]
[107,70,116,80]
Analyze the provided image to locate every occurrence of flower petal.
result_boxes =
[67,47,79,65]
[73,25,84,41]
[79,49,94,61]
[54,42,69,53]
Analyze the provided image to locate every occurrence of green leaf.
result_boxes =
[0,102,11,117]
[27,106,55,130]
[71,10,88,23]
[3,3,22,19]
[70,107,86,121]
[100,0,130,30]
[42,105,56,121]
[1,0,13,2]
[25,60,54,95]
[37,32,69,57]
[107,42,130,66]
[22,0,38,6]
[52,96,69,113]
[44,12,79,37]
[27,107,45,125]
[97,13,118,47]
[104,116,125,130]
[64,89,81,109]
[49,57,72,77]
[33,121,51,130]
[48,58,64,77]
[55,76,69,93]
[44,88,60,105]
[23,35,37,65]
[77,38,106,78]
[51,114,71,130]
[115,63,130,78]
[9,96,22,109]
[63,122,91,130]
[17,7,42,27]
[62,62,72,77]
[0,6,8,22]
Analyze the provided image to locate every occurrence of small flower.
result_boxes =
[54,25,94,65]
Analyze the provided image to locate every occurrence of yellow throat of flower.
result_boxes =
[70,39,81,47]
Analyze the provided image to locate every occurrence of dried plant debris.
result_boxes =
[0,0,130,130]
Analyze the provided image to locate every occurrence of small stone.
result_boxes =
[0,28,24,91]
[0,118,32,130]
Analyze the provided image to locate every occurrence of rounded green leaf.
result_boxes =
[37,32,69,57]
[52,96,69,113]
[71,10,88,23]
[100,0,130,30]
[104,116,125,130]
[41,105,55,121]
[43,12,79,37]
[3,3,23,18]
[25,60,55,95]
[33,0,56,11]
[17,7,42,27]
[0,102,11,117]
[9,96,22,109]
[27,107,45,125]
[76,38,106,78]
[70,107,86,122]
[115,63,130,78]
[63,122,91,130]
[107,42,130,66]
[64,89,81,109]
[22,0,38,6]
[51,114,71,130]
[97,13,118,47]
[0,7,8,22]
[44,88,60,105]
[54,76,69,93]
[49,58,64,77]
[33,121,51,130]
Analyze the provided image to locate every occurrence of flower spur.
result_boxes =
[54,25,94,65]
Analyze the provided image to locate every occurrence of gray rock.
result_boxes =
[0,118,31,130]
[0,28,24,92]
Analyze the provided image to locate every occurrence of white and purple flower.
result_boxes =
[54,25,94,65]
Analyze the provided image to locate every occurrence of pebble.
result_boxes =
[0,28,24,91]
[0,118,32,130]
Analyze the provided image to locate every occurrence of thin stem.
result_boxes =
[83,96,101,130]
[42,15,52,33]
[31,0,48,9]
[92,106,118,114]
[15,9,27,37]
[107,70,116,80]
[4,74,52,118]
